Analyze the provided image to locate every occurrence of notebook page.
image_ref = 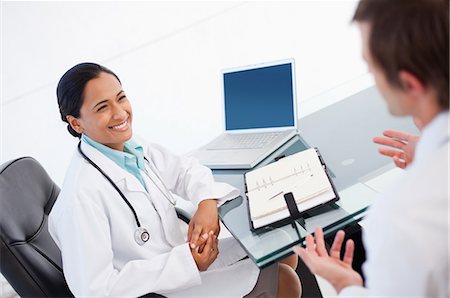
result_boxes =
[246,148,332,220]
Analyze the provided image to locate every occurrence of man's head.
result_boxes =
[353,0,449,121]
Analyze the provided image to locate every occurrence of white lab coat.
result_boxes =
[49,136,260,297]
[340,111,450,297]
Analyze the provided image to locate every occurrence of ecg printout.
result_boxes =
[246,148,332,220]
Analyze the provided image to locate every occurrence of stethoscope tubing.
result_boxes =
[77,141,143,228]
[142,158,176,207]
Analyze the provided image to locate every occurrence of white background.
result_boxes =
[1,0,370,186]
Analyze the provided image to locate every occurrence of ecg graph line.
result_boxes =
[247,162,313,193]
[266,174,314,200]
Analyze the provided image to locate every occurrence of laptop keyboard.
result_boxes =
[208,132,281,150]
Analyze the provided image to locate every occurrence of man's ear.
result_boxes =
[398,71,426,96]
[66,115,84,134]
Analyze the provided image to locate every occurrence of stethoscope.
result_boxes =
[77,141,177,246]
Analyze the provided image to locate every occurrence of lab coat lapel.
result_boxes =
[80,140,186,244]
[141,162,184,247]
[80,141,147,194]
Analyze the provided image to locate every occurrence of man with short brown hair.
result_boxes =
[293,0,449,296]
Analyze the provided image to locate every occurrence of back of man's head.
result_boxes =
[353,0,449,110]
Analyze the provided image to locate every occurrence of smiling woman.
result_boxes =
[65,72,133,151]
[56,64,128,142]
[50,63,301,297]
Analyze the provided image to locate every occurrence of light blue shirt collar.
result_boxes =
[81,134,147,190]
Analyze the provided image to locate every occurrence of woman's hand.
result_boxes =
[188,199,220,250]
[373,129,420,169]
[191,231,219,271]
[292,227,363,294]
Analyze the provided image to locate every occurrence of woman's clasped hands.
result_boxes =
[187,199,220,271]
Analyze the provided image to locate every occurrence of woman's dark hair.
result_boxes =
[57,62,121,138]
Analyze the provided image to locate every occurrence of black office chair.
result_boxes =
[0,157,190,297]
[0,157,72,297]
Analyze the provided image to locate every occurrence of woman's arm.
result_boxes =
[145,142,239,248]
[145,142,239,207]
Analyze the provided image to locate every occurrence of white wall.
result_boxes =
[1,1,370,186]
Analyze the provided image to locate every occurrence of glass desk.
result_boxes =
[214,135,376,268]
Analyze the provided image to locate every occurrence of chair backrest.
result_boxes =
[0,157,73,297]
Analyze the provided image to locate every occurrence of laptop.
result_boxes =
[191,59,298,169]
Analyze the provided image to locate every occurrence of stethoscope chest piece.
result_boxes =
[134,227,150,245]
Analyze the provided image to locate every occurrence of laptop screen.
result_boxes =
[223,62,296,131]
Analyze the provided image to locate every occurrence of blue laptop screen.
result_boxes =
[223,63,295,131]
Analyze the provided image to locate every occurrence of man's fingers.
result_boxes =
[305,234,316,253]
[378,147,399,158]
[343,239,355,266]
[383,130,412,141]
[292,246,302,256]
[373,136,406,150]
[393,156,407,169]
[379,148,409,168]
[330,230,345,259]
[314,227,328,257]
[292,246,316,273]
[292,246,310,264]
